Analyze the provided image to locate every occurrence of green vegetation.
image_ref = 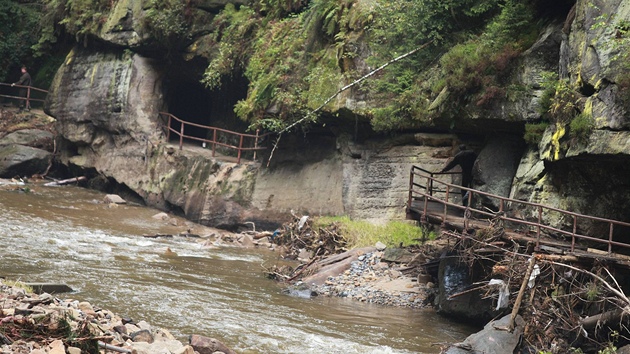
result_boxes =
[1,0,555,135]
[362,0,538,130]
[50,0,110,45]
[198,0,542,133]
[144,0,191,50]
[0,0,41,82]
[524,122,550,146]
[569,112,594,142]
[526,71,590,146]
[2,279,34,293]
[314,215,435,248]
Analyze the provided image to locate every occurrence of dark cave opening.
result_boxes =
[165,73,250,145]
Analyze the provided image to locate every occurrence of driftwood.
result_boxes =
[43,176,86,186]
[534,254,579,262]
[98,341,132,354]
[581,308,627,330]
[143,234,174,238]
[508,256,536,332]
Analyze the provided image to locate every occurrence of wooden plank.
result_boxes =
[587,248,630,261]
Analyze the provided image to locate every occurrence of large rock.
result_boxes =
[473,135,525,210]
[445,314,525,354]
[436,255,500,324]
[567,0,630,130]
[0,144,52,178]
[189,334,236,354]
[0,129,53,149]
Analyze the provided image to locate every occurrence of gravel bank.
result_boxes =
[309,251,436,308]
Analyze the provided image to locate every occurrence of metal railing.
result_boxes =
[159,112,267,164]
[408,165,630,254]
[0,82,48,109]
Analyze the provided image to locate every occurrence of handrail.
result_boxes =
[408,165,630,254]
[159,112,267,164]
[0,82,48,109]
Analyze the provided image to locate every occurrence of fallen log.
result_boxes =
[534,254,579,262]
[43,176,86,186]
[98,341,132,354]
[580,308,627,330]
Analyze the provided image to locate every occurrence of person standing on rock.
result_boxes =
[11,66,32,111]
[439,144,477,206]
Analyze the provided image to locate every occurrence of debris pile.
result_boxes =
[271,215,348,261]
[442,227,630,353]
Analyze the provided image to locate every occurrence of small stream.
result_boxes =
[0,185,474,353]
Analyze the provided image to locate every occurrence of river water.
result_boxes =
[0,184,474,353]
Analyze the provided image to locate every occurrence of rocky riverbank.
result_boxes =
[0,281,236,354]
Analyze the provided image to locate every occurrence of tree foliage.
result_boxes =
[9,0,548,134]
[0,0,41,82]
[201,0,541,133]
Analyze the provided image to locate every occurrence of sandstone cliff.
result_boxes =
[41,0,630,234]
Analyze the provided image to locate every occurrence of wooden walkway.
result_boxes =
[159,112,267,164]
[405,166,630,266]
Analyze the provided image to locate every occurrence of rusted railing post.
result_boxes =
[571,215,577,252]
[253,129,260,161]
[536,206,542,249]
[237,135,244,164]
[179,122,184,150]
[609,223,614,254]
[408,168,414,214]
[26,86,31,110]
[166,114,171,141]
[466,189,472,207]
[212,128,217,157]
[423,176,430,219]
[444,184,449,221]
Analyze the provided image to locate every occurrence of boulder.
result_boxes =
[189,334,236,354]
[445,314,525,354]
[0,144,52,178]
[436,255,500,324]
[0,129,54,149]
[473,136,525,210]
[131,329,154,343]
[382,248,415,263]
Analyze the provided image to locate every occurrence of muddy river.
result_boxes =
[0,184,474,353]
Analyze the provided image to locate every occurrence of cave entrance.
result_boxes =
[165,73,250,145]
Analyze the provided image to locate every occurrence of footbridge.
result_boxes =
[406,166,630,264]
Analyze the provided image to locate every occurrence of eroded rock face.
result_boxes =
[507,0,630,235]
[568,0,630,130]
[43,0,630,234]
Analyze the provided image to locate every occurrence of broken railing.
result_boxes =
[408,165,630,254]
[0,82,48,109]
[159,112,267,164]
